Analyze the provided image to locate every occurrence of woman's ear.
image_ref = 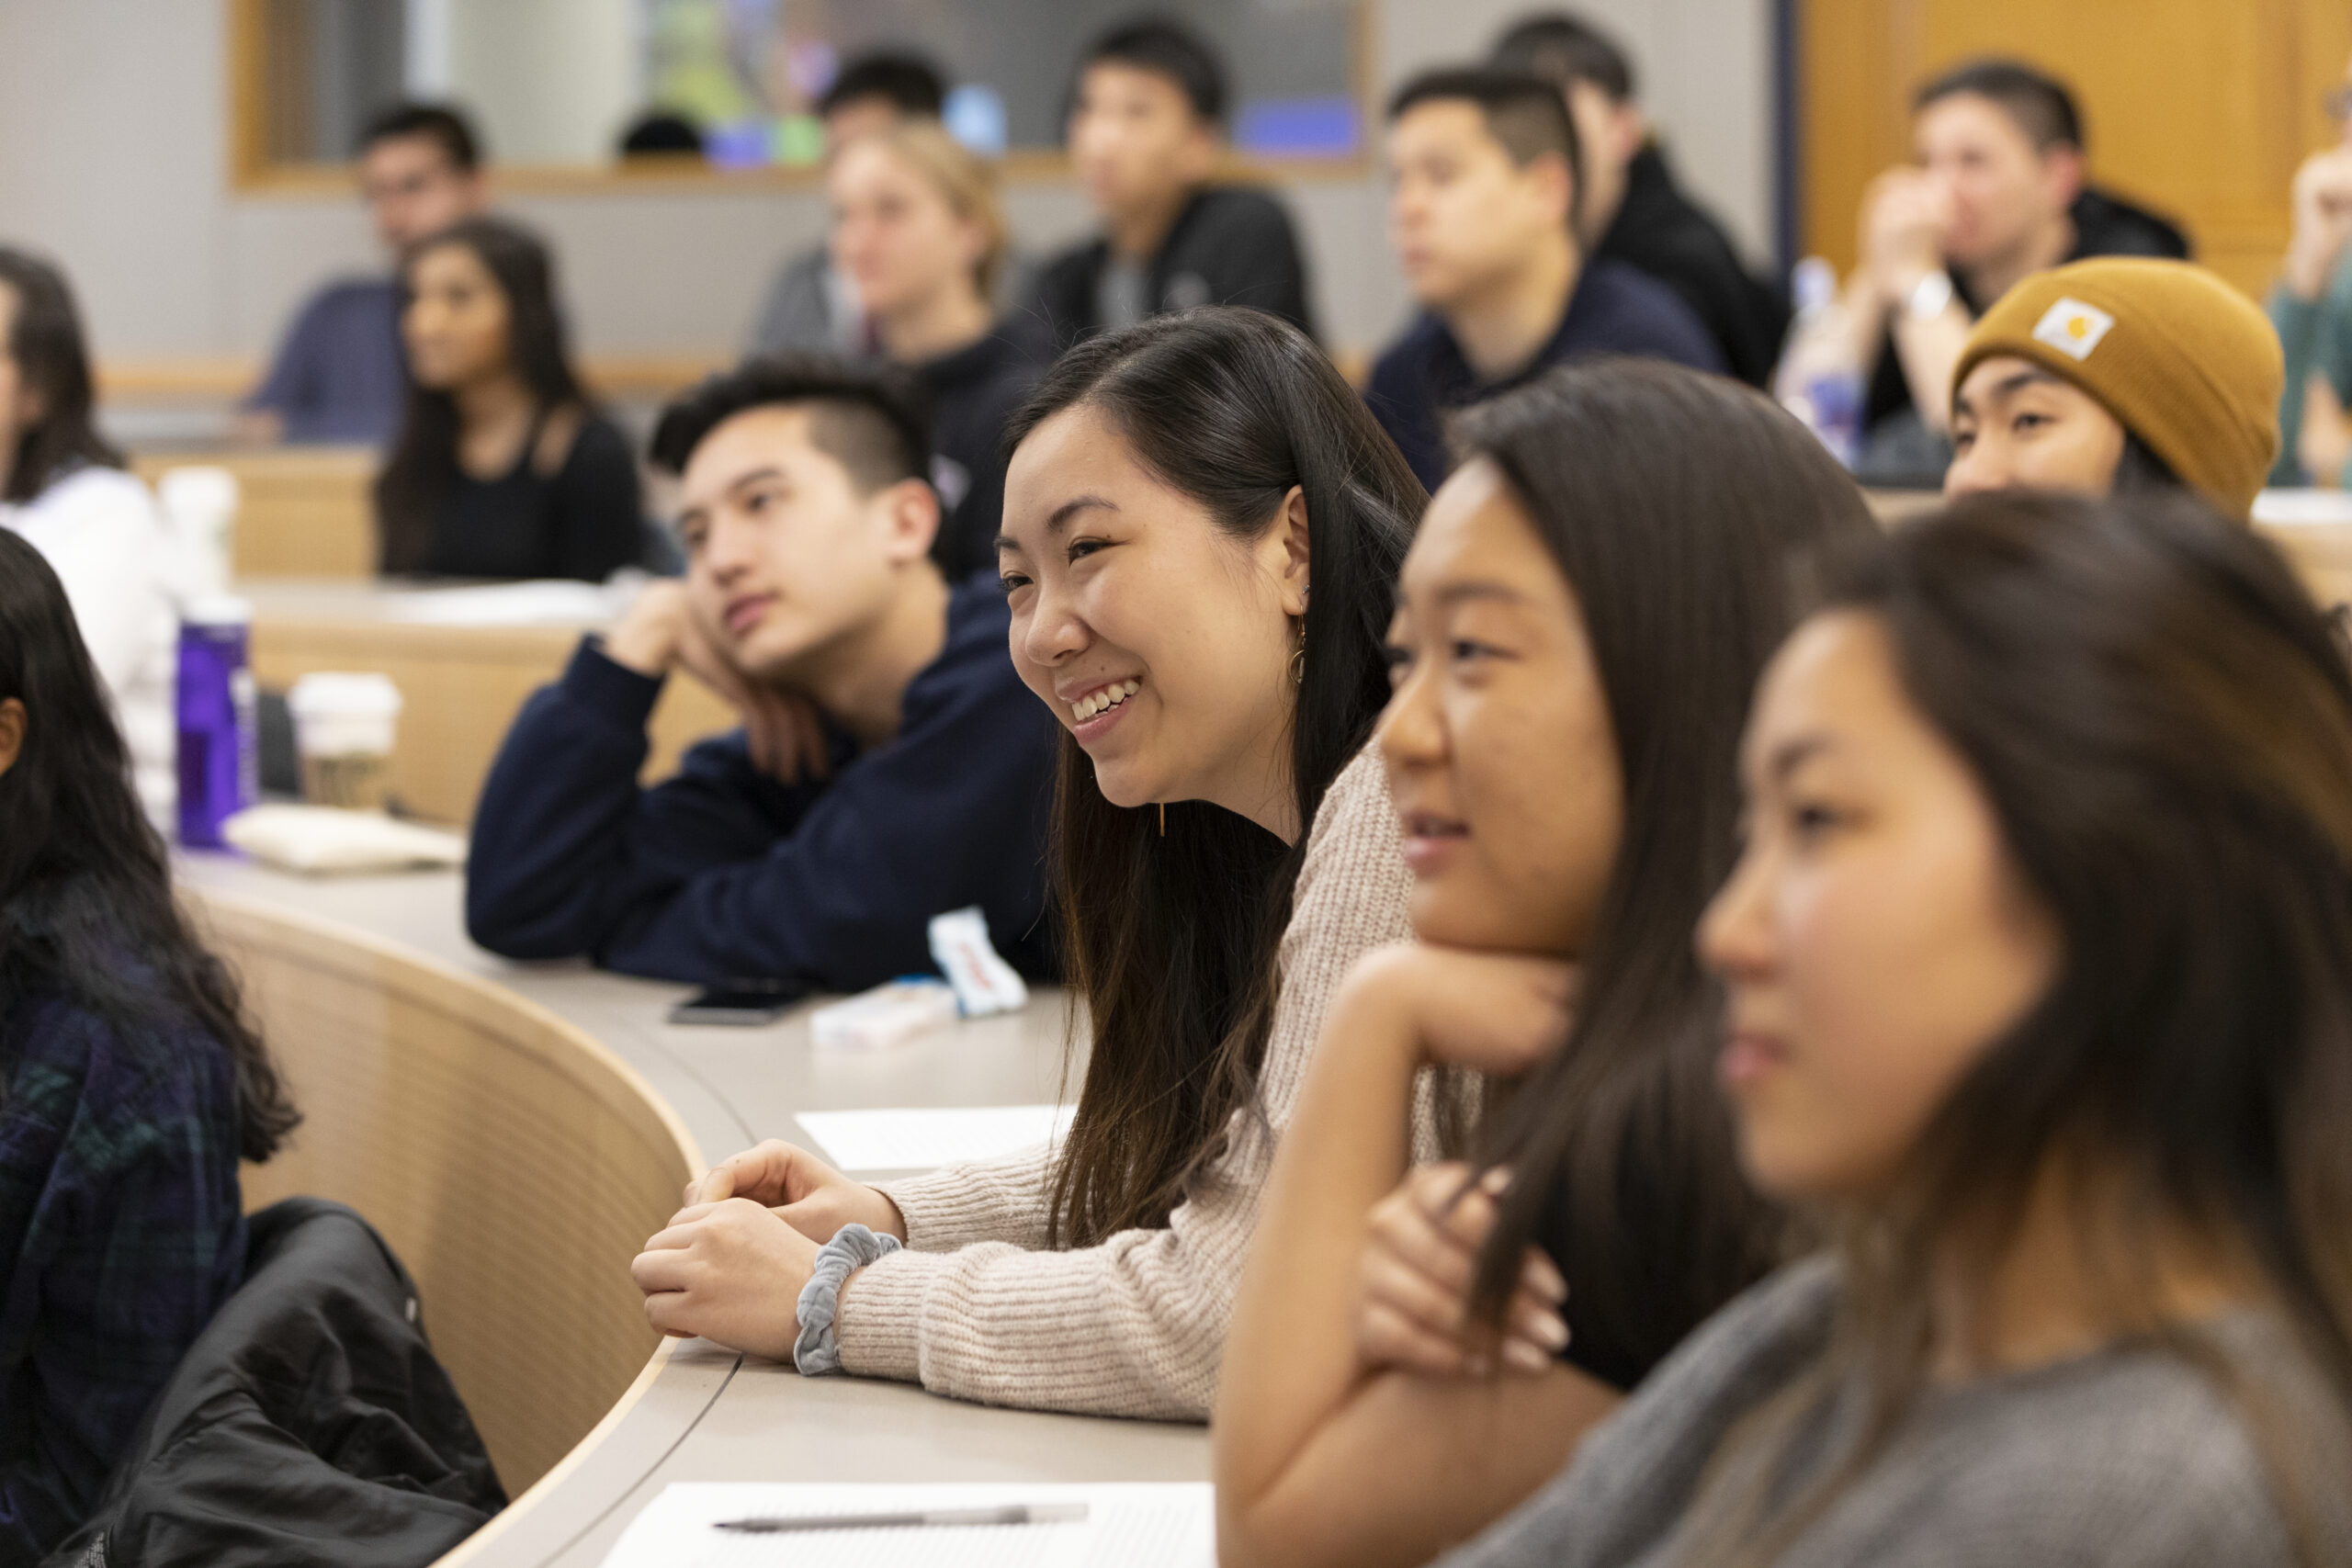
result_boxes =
[0,697,26,779]
[1275,484,1311,617]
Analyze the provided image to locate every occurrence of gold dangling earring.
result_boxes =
[1159,802,1167,836]
[1291,643,1306,687]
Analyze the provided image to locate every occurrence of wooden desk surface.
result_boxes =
[169,855,1206,1568]
[243,581,736,827]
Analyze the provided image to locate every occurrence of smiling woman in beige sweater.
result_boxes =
[629,307,1434,1420]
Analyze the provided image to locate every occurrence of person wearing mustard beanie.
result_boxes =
[1944,256,2282,517]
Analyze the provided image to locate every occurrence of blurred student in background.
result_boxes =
[1218,363,1872,1568]
[1945,258,2280,518]
[240,103,488,447]
[2270,48,2352,487]
[748,52,947,360]
[0,248,177,823]
[1365,68,1721,491]
[374,217,645,581]
[0,530,300,1563]
[1028,18,1317,349]
[1780,60,2187,482]
[1433,492,2352,1568]
[466,356,1057,988]
[632,310,1422,1421]
[1492,11,1789,387]
[828,122,1048,576]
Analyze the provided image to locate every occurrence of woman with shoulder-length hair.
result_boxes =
[1218,360,1876,1568]
[0,529,300,1562]
[1439,491,2352,1568]
[828,118,1049,577]
[629,306,1430,1418]
[375,216,645,581]
[0,247,179,823]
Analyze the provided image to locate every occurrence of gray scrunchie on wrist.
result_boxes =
[793,1223,902,1375]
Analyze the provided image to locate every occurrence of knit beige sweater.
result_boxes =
[839,744,1419,1420]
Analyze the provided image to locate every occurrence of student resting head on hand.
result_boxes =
[1435,491,2352,1568]
[632,307,1429,1421]
[0,530,299,1562]
[375,216,646,582]
[464,354,1060,991]
[1945,256,2283,518]
[1216,360,1876,1568]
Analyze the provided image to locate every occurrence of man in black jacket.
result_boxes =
[1492,12,1789,388]
[1026,18,1316,349]
[1788,57,2189,481]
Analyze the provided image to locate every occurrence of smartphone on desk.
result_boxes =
[667,980,803,1026]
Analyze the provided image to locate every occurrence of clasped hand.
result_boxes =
[1340,944,1578,1379]
[628,1139,907,1361]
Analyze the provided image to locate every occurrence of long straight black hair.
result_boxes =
[376,217,589,572]
[0,247,123,504]
[1001,307,1424,1246]
[0,530,298,1160]
[1460,361,1879,1375]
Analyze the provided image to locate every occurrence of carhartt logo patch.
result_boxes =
[2031,298,2116,362]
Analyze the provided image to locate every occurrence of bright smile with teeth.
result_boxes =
[1071,680,1140,723]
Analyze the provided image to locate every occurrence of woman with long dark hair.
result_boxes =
[1437,492,2352,1567]
[374,217,644,581]
[0,529,299,1562]
[642,307,1428,1418]
[0,248,178,823]
[1216,361,1875,1567]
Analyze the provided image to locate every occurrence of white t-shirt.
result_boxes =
[1,465,182,823]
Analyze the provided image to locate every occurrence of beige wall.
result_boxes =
[0,0,1777,369]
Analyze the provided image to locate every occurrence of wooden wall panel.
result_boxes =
[1803,0,2352,299]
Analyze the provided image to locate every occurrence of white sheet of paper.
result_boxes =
[793,1104,1076,1172]
[599,1482,1213,1568]
[2254,488,2352,527]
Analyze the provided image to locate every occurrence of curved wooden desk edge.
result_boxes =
[429,1335,710,1568]
[179,885,710,1566]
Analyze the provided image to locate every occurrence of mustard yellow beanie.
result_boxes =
[1952,258,2282,519]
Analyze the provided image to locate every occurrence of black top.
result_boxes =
[1026,185,1317,350]
[917,317,1051,578]
[1863,185,2191,435]
[465,571,1060,989]
[1364,258,1726,491]
[1593,144,1791,389]
[420,412,646,581]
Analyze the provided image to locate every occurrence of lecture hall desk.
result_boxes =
[242,581,735,825]
[162,486,2352,1562]
[172,854,1207,1568]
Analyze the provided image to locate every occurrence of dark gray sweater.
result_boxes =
[1437,1258,2352,1568]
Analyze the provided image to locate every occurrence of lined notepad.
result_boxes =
[600,1482,1213,1568]
[794,1105,1076,1172]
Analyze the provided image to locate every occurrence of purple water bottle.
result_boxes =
[176,595,256,848]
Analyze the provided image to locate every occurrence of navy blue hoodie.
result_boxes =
[465,573,1058,989]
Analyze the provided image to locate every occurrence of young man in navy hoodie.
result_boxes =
[466,357,1057,989]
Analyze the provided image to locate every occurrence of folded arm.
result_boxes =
[1216,946,1606,1568]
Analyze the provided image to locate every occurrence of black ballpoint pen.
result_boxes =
[713,1502,1090,1534]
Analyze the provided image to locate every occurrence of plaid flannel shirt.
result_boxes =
[0,990,246,1564]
